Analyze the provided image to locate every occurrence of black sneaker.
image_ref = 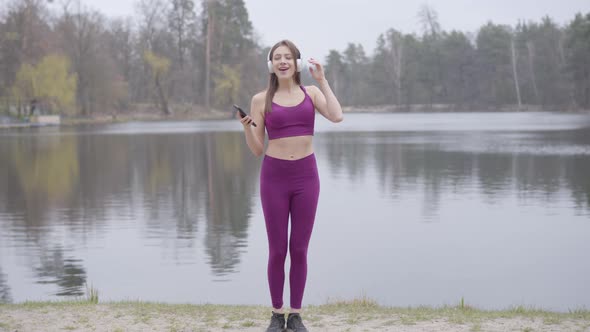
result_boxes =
[266,311,286,332]
[286,313,308,332]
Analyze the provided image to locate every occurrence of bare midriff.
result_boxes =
[265,135,313,160]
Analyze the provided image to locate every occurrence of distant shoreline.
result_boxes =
[1,105,588,128]
[0,301,588,332]
[343,104,589,113]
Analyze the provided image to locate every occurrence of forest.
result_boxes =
[1,0,589,117]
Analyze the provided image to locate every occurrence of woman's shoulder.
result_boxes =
[251,90,267,113]
[252,90,267,103]
[304,85,321,100]
[304,85,319,94]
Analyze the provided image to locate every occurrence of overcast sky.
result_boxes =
[62,0,590,61]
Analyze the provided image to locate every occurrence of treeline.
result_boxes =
[1,1,589,117]
[325,7,590,110]
[0,0,264,116]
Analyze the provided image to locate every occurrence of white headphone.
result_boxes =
[267,48,304,74]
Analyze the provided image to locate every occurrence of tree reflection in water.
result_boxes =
[0,120,588,303]
[0,266,12,303]
[35,248,86,297]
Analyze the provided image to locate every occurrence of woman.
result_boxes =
[239,39,343,332]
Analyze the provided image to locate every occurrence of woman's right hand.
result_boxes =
[239,113,255,127]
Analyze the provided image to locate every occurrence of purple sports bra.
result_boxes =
[264,86,315,140]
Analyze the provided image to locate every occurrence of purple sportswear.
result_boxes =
[261,86,319,309]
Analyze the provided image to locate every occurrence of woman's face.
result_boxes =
[271,45,296,78]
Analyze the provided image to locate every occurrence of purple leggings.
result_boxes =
[260,153,320,310]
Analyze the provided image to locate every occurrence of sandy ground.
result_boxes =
[1,303,589,332]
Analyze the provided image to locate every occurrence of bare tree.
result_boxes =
[204,0,215,110]
[135,0,167,102]
[387,30,404,106]
[525,41,540,103]
[107,18,134,83]
[56,0,114,115]
[510,37,522,109]
[168,0,196,70]
[135,0,166,52]
[418,3,441,38]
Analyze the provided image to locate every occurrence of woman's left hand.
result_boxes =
[308,58,326,82]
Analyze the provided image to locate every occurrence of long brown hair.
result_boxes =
[264,40,302,113]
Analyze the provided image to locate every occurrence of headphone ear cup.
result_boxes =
[267,60,273,73]
[296,58,303,72]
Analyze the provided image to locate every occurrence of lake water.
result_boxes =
[1,112,589,311]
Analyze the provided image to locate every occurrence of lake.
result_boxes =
[0,112,589,311]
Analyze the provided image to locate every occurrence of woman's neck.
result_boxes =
[276,78,299,94]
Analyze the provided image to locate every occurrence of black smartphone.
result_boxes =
[233,104,257,127]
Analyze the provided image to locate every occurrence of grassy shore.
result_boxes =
[1,298,588,332]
